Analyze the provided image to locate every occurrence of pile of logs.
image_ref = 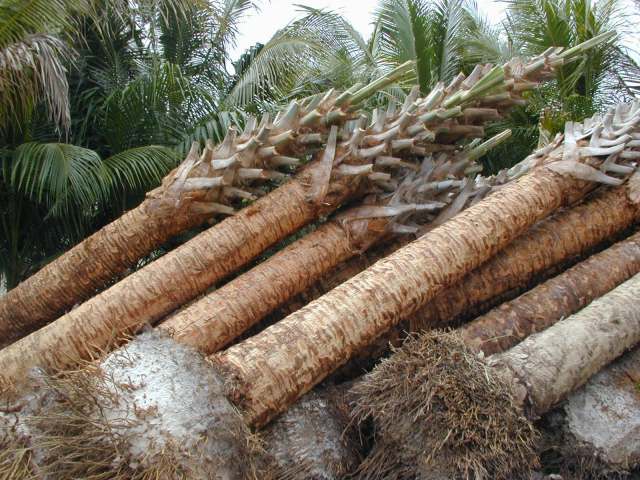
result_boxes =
[2,32,640,479]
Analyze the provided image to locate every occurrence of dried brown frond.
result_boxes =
[351,330,539,480]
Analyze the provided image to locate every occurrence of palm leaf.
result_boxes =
[0,34,73,133]
[10,143,109,218]
[102,145,178,193]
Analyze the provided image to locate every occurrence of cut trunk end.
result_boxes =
[350,331,539,480]
[261,384,361,480]
[541,346,640,477]
[354,272,640,479]
[0,332,259,479]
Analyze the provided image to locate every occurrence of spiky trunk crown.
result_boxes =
[148,32,617,219]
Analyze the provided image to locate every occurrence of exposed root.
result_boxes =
[1,331,261,479]
[351,330,539,479]
[261,385,361,480]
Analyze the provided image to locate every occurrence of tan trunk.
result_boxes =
[0,190,207,348]
[158,132,506,354]
[213,164,613,427]
[214,99,640,426]
[159,219,362,353]
[0,64,415,345]
[408,180,640,332]
[491,272,640,417]
[0,49,571,389]
[0,152,363,390]
[462,229,640,356]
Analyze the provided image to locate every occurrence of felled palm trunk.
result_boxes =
[461,229,640,355]
[213,102,640,428]
[159,133,510,354]
[3,98,637,480]
[353,273,640,480]
[0,46,581,389]
[0,64,413,346]
[408,171,640,332]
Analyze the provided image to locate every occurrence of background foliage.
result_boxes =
[1,0,638,289]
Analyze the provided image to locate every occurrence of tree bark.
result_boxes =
[213,163,601,427]
[0,51,566,388]
[490,272,640,417]
[0,155,366,390]
[462,230,640,356]
[0,64,414,345]
[407,181,640,332]
[158,138,489,354]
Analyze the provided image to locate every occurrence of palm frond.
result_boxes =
[102,145,178,193]
[0,34,73,133]
[10,142,108,218]
[0,0,85,48]
[224,6,373,106]
[374,0,465,92]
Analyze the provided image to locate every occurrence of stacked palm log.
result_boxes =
[3,33,640,480]
[0,37,594,387]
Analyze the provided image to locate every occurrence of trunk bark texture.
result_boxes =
[158,138,492,354]
[0,157,364,390]
[489,272,640,417]
[0,63,415,345]
[214,164,599,427]
[408,182,640,332]
[462,230,640,355]
[0,51,566,387]
[0,195,207,347]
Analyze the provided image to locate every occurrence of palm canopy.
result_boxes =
[0,0,259,288]
[226,0,468,108]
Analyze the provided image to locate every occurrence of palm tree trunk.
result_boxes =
[462,230,640,355]
[213,107,637,426]
[0,49,576,388]
[407,179,640,332]
[0,65,413,345]
[353,272,640,480]
[491,272,640,416]
[158,132,510,354]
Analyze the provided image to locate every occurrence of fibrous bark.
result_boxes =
[461,229,640,355]
[159,132,510,354]
[408,175,640,332]
[0,64,413,346]
[0,48,577,389]
[353,270,640,479]
[213,100,640,428]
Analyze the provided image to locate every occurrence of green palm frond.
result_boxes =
[462,1,517,65]
[10,143,108,218]
[0,0,85,48]
[102,145,178,193]
[225,6,375,106]
[374,0,465,93]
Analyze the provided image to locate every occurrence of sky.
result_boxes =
[229,0,640,64]
[229,0,507,61]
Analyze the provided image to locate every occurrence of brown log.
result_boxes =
[0,51,564,387]
[213,163,600,427]
[407,181,640,332]
[0,64,417,346]
[461,229,640,356]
